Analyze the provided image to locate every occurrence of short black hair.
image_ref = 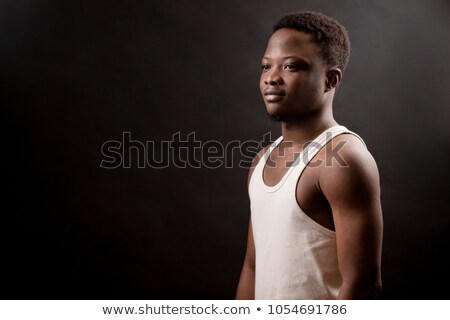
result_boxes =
[273,11,351,71]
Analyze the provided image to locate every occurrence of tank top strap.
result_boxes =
[298,125,351,167]
[248,135,283,194]
[249,125,365,194]
[285,125,364,189]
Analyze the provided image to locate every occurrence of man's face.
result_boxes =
[260,28,329,121]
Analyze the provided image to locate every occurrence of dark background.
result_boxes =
[2,0,449,299]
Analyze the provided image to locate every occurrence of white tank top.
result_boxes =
[249,125,366,299]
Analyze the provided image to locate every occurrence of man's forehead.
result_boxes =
[267,28,316,48]
[263,29,319,59]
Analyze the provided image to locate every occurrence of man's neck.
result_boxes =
[280,109,338,146]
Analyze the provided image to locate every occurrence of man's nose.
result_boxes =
[264,68,283,85]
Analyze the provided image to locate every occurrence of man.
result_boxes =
[235,11,383,299]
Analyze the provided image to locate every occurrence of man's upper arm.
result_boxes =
[319,138,383,298]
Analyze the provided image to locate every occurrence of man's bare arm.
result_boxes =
[320,137,383,299]
[235,218,256,299]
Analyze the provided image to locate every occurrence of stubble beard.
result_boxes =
[266,111,301,123]
[269,114,283,122]
[266,103,321,123]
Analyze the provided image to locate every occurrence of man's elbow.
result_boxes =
[339,275,382,299]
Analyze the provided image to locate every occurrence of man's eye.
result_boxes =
[261,65,270,71]
[284,64,297,70]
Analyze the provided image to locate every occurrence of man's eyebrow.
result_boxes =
[283,56,310,62]
[261,56,310,63]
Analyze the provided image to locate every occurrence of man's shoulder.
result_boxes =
[319,132,380,192]
[323,132,372,165]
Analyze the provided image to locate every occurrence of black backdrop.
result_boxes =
[2,0,450,299]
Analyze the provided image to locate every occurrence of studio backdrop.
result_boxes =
[2,0,450,299]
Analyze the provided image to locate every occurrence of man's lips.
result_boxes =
[264,89,286,102]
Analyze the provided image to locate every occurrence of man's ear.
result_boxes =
[325,67,342,92]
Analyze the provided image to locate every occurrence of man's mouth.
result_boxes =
[264,90,286,102]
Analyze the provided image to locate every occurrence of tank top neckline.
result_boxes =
[260,125,345,193]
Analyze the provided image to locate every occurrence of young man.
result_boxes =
[236,11,383,299]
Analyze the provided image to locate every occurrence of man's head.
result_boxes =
[273,11,351,72]
[260,11,351,122]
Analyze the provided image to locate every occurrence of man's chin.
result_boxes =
[267,111,309,122]
[271,115,282,122]
[267,113,285,122]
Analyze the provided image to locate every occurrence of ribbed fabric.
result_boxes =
[249,125,366,299]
